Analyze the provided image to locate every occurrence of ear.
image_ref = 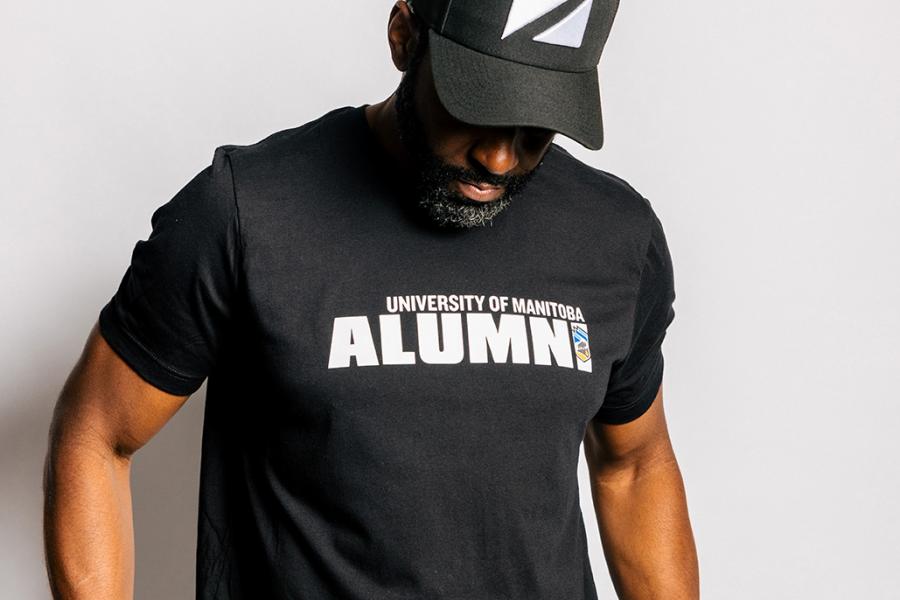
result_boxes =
[387,0,424,72]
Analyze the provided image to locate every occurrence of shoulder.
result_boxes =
[542,143,662,251]
[213,105,360,179]
[544,144,655,213]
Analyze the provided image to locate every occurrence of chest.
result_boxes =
[237,205,637,439]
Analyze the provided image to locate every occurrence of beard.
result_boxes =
[393,48,544,229]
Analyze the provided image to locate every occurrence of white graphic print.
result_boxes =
[532,0,593,48]
[327,294,593,372]
[502,0,593,48]
[502,0,569,39]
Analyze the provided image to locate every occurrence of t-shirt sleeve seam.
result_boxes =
[215,146,246,296]
[223,151,246,276]
[620,206,659,366]
[594,205,660,423]
[98,301,205,395]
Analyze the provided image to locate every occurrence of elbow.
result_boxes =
[44,393,132,493]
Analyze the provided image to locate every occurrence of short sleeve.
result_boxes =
[98,146,242,396]
[595,211,676,424]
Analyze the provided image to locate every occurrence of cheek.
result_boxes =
[423,108,474,161]
[424,122,476,167]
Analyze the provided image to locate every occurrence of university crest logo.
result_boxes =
[571,323,591,363]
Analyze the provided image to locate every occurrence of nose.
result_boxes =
[468,127,521,177]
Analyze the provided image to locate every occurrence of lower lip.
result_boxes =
[455,179,504,203]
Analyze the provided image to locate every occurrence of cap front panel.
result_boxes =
[438,0,619,72]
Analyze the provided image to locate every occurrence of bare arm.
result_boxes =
[584,384,699,599]
[43,320,191,599]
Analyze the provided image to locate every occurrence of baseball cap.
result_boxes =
[407,0,621,150]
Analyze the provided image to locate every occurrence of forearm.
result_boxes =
[590,450,699,599]
[44,428,135,600]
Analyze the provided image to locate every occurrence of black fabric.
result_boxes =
[98,104,676,599]
[99,149,242,396]
[592,209,675,424]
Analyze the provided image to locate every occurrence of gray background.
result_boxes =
[2,1,898,598]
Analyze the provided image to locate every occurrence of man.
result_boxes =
[44,0,699,598]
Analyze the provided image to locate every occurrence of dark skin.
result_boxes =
[44,322,188,599]
[43,3,699,598]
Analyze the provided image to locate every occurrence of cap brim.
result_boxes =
[427,28,605,151]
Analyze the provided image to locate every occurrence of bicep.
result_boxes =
[51,320,190,458]
[584,383,673,474]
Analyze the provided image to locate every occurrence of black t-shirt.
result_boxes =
[99,104,676,599]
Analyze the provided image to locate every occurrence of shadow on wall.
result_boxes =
[0,347,206,599]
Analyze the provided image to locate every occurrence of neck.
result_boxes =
[365,95,416,176]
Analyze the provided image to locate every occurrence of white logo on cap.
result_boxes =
[502,0,594,48]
